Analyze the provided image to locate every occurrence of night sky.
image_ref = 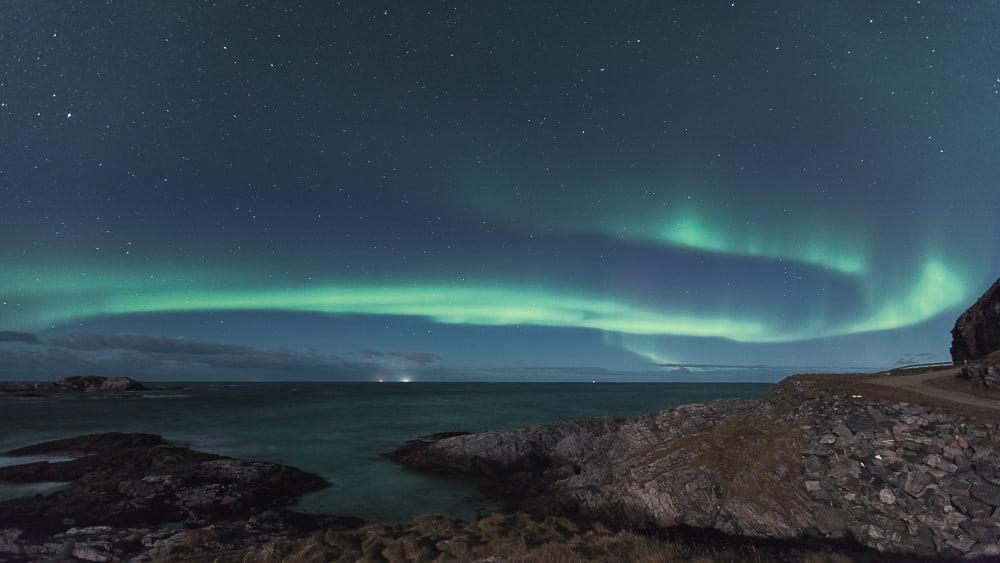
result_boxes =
[2,2,999,380]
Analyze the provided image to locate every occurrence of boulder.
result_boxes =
[952,277,1000,363]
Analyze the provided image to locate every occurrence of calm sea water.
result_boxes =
[0,382,770,521]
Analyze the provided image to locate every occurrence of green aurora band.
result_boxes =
[0,256,970,344]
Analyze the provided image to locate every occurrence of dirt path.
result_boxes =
[867,367,1000,410]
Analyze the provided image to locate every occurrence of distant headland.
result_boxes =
[0,375,145,396]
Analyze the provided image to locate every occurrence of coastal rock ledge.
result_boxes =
[0,433,360,561]
[390,377,1000,558]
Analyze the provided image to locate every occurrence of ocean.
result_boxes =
[0,382,771,521]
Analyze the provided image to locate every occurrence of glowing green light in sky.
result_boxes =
[849,259,968,334]
[0,256,972,344]
[98,285,772,341]
[654,209,868,274]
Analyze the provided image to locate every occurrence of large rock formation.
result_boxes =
[390,378,1000,558]
[952,277,1000,363]
[0,433,359,561]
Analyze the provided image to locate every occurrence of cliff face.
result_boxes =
[952,278,1000,363]
[390,378,1000,558]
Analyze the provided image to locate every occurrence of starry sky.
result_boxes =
[1,2,999,381]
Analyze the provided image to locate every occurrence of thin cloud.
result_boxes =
[0,331,40,344]
[0,332,440,380]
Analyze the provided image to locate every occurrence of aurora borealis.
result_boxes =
[1,2,999,379]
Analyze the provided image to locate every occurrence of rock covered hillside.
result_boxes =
[391,376,1000,558]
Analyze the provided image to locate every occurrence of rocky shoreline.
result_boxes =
[387,376,1000,559]
[2,374,999,561]
[0,433,361,561]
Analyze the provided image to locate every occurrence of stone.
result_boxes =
[972,480,1000,507]
[939,475,971,496]
[947,534,977,553]
[845,414,876,434]
[903,470,934,498]
[961,519,1000,544]
[952,495,993,519]
[814,508,850,535]
[72,544,114,562]
[879,488,897,505]
[832,422,854,440]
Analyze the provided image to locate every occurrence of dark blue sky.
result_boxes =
[1,2,998,380]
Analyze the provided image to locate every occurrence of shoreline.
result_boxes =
[2,369,997,560]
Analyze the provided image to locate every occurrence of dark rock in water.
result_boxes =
[952,277,1000,363]
[0,432,358,561]
[62,375,145,391]
[0,375,145,395]
[388,377,1000,557]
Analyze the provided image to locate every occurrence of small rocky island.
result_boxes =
[0,375,146,396]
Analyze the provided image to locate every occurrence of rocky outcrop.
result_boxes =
[390,378,1000,558]
[959,351,1000,390]
[0,375,146,395]
[62,375,145,391]
[952,277,1000,363]
[0,433,359,561]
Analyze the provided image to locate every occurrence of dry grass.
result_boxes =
[208,519,862,563]
[471,530,828,562]
[644,411,804,506]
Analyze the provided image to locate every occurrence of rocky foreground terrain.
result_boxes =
[3,380,999,561]
[389,375,1000,559]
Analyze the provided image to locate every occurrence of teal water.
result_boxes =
[0,382,771,521]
